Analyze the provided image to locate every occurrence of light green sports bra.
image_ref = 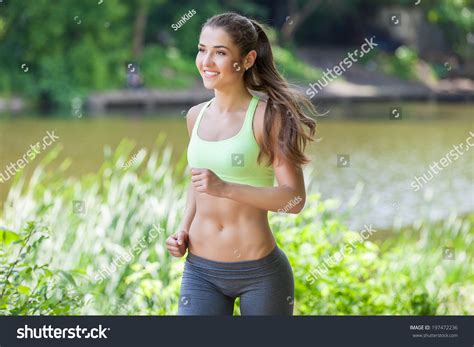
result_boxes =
[187,95,275,187]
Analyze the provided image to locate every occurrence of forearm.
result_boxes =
[223,182,305,213]
[179,183,196,232]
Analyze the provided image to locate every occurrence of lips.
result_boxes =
[203,70,220,78]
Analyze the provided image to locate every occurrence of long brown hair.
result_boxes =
[202,12,317,167]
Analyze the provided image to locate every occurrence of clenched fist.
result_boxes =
[191,168,228,197]
[166,230,189,257]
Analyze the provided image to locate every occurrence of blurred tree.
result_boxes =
[426,0,474,61]
[131,0,167,59]
[281,0,324,46]
[0,0,471,111]
[0,0,130,110]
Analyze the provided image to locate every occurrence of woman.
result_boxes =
[165,12,317,315]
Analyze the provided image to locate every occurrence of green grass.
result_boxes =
[1,138,472,315]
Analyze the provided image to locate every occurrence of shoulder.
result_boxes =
[185,101,209,137]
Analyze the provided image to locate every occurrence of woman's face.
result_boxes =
[196,26,249,90]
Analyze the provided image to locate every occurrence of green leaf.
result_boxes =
[58,270,77,287]
[0,229,21,246]
[17,285,31,295]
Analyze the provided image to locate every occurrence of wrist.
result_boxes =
[178,225,189,233]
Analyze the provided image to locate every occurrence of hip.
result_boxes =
[183,244,293,281]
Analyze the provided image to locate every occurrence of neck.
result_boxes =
[213,83,253,113]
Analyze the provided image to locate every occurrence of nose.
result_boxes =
[202,52,214,67]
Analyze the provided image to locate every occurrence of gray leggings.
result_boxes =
[177,245,294,315]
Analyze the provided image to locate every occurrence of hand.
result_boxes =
[191,168,228,197]
[166,230,188,257]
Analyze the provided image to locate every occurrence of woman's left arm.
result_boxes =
[190,158,306,214]
[226,158,306,213]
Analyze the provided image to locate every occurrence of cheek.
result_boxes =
[219,59,240,76]
[195,55,201,69]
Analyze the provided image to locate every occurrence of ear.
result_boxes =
[244,50,257,70]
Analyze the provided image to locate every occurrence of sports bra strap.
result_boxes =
[193,98,214,135]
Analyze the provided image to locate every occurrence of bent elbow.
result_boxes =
[290,205,303,214]
[289,196,306,214]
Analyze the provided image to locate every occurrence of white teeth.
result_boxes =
[204,70,219,76]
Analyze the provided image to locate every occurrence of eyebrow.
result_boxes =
[198,43,230,50]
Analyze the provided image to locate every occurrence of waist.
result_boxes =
[188,216,275,261]
[186,244,281,270]
[195,193,268,219]
[189,213,271,234]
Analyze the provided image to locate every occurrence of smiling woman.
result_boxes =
[164,12,317,316]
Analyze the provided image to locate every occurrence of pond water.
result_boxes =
[1,101,472,230]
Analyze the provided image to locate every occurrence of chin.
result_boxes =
[202,80,219,89]
[203,82,216,90]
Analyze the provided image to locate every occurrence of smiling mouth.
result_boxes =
[203,70,220,78]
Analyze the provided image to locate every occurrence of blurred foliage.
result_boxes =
[0,222,84,314]
[1,139,472,315]
[274,196,473,314]
[426,0,474,60]
[139,46,198,89]
[1,0,471,111]
[0,0,319,110]
[273,46,323,82]
[1,136,188,314]
[370,46,439,81]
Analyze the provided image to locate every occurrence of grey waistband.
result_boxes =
[186,245,281,270]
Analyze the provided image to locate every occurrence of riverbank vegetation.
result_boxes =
[1,139,472,315]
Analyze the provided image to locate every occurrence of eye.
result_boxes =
[198,48,205,53]
[217,51,226,56]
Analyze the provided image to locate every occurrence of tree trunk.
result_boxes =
[132,2,150,60]
[281,0,323,46]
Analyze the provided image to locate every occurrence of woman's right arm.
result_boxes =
[178,104,202,234]
[166,104,202,256]
[178,183,196,234]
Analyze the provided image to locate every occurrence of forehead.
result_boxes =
[199,26,235,48]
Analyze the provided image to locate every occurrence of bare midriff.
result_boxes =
[188,190,277,262]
